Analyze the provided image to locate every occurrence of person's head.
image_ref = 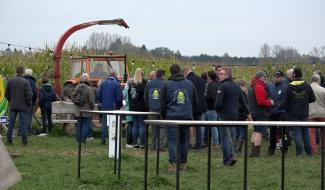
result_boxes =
[149,71,156,80]
[311,74,321,84]
[80,73,90,82]
[16,66,25,76]
[207,70,217,82]
[201,72,207,81]
[237,80,246,88]
[215,65,222,78]
[182,65,192,77]
[313,70,325,84]
[273,70,284,83]
[286,68,294,81]
[293,68,303,80]
[95,64,104,72]
[25,68,33,76]
[156,69,165,79]
[134,68,143,84]
[42,75,49,84]
[170,64,181,75]
[218,67,232,82]
[214,65,222,72]
[109,70,117,78]
[255,70,267,82]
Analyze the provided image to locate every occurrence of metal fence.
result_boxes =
[78,110,159,179]
[143,120,325,190]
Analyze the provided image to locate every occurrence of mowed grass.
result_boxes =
[4,128,323,190]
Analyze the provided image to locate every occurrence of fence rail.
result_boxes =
[144,120,325,190]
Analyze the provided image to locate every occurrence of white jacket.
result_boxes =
[309,82,325,119]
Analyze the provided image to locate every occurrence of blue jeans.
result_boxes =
[132,115,145,145]
[75,117,92,143]
[27,110,33,133]
[289,117,311,155]
[194,114,203,148]
[202,110,220,144]
[219,117,235,163]
[126,121,133,144]
[101,114,108,143]
[294,127,312,155]
[7,110,28,143]
[236,127,246,142]
[167,126,189,164]
[41,105,53,133]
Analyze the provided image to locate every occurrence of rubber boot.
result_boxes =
[254,146,261,157]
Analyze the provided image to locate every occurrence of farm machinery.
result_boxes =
[51,19,129,126]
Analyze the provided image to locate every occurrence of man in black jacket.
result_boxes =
[215,67,250,166]
[284,68,316,156]
[160,64,198,172]
[5,66,32,145]
[183,66,207,149]
[144,69,166,150]
[204,70,220,146]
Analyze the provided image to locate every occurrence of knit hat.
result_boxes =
[255,70,266,79]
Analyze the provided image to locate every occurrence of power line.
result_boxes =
[0,41,52,52]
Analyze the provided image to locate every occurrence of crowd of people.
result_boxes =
[4,64,325,173]
[4,66,56,145]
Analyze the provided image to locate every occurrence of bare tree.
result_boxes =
[85,32,110,51]
[259,43,271,58]
[272,44,282,58]
[310,47,320,57]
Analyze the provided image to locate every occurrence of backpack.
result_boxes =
[73,85,86,106]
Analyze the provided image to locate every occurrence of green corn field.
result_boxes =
[1,51,324,86]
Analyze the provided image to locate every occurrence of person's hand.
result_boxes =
[246,114,253,121]
[270,99,274,105]
[97,79,102,87]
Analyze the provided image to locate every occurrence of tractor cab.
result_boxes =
[62,54,128,100]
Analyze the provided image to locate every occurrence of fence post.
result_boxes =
[144,123,149,190]
[321,128,324,190]
[77,112,82,178]
[156,125,160,177]
[114,115,118,175]
[207,127,211,190]
[281,126,285,190]
[243,125,248,190]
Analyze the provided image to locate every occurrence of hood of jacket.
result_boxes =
[169,73,185,81]
[289,80,305,89]
[24,75,36,82]
[250,77,265,88]
[42,83,52,92]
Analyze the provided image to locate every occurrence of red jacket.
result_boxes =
[250,78,272,108]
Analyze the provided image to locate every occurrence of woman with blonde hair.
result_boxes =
[128,68,148,148]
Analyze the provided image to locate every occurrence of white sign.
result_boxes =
[108,115,120,158]
[0,116,8,124]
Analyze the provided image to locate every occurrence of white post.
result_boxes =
[108,115,120,158]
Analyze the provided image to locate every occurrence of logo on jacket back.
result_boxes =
[130,87,137,99]
[174,89,188,104]
[151,88,159,100]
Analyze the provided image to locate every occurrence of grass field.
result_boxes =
[3,127,323,190]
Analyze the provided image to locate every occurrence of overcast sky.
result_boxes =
[1,0,324,57]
